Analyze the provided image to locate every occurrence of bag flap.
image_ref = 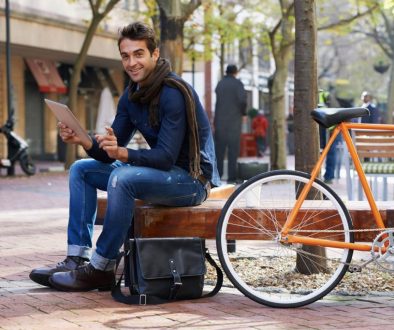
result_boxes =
[134,237,206,280]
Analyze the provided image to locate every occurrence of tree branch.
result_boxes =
[318,4,378,31]
[100,0,120,18]
[269,2,294,57]
[269,2,294,40]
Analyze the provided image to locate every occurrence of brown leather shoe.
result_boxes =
[29,256,88,287]
[48,263,115,292]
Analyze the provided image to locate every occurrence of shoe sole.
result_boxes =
[48,277,111,292]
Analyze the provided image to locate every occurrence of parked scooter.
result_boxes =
[0,118,36,176]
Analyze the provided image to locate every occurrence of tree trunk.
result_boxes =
[386,62,394,124]
[268,0,293,170]
[65,17,102,169]
[294,0,326,274]
[158,11,185,75]
[219,42,225,79]
[269,64,289,170]
[293,1,319,173]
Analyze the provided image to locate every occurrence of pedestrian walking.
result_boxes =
[361,91,380,123]
[214,64,247,183]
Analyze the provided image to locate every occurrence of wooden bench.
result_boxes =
[96,184,236,227]
[96,188,394,242]
[346,129,394,200]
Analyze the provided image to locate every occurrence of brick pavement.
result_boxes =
[1,163,394,329]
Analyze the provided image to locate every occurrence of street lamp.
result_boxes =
[5,0,14,128]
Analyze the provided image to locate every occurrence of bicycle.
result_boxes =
[216,106,394,308]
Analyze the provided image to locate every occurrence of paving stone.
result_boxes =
[1,163,394,329]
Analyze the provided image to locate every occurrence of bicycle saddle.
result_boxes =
[310,107,370,128]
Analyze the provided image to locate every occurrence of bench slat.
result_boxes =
[134,202,392,242]
[95,184,236,225]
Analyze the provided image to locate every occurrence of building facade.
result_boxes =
[0,1,127,161]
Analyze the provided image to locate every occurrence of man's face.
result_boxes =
[363,95,371,103]
[119,39,159,86]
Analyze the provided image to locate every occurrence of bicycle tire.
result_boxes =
[216,170,354,308]
[19,152,36,176]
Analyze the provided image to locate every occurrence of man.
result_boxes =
[361,91,380,124]
[29,22,220,291]
[214,64,247,183]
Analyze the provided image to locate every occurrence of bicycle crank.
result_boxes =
[371,229,394,272]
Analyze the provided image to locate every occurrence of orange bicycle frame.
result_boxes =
[281,122,394,252]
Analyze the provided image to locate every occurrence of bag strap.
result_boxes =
[201,249,223,298]
[111,249,223,305]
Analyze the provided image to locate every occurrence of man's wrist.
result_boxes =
[118,147,128,162]
[82,138,93,151]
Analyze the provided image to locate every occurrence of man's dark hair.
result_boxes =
[226,64,238,75]
[118,22,158,55]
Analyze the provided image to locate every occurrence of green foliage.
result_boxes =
[384,0,394,10]
[183,0,278,66]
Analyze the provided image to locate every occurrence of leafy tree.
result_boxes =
[263,0,377,170]
[184,1,256,77]
[66,0,121,168]
[267,1,294,170]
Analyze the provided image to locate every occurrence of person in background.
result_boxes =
[214,64,247,183]
[319,88,341,184]
[286,113,294,155]
[361,91,380,123]
[252,110,269,157]
[29,21,220,292]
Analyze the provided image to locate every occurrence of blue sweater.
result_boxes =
[86,79,220,187]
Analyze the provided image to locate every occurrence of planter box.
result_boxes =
[237,162,269,181]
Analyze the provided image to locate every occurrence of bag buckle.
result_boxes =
[139,294,147,305]
[169,259,183,299]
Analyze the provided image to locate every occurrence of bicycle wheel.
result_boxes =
[19,152,36,176]
[216,170,354,308]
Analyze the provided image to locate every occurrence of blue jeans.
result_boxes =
[324,135,341,181]
[67,159,207,271]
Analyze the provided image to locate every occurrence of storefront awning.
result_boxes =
[25,58,67,94]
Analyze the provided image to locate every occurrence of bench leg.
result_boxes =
[373,177,378,200]
[383,177,388,201]
[227,240,236,253]
[358,179,363,201]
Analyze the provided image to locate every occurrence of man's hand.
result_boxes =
[58,122,92,150]
[96,127,128,161]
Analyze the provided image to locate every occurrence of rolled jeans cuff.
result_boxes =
[90,250,117,271]
[67,245,92,260]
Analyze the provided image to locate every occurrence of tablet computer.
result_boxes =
[45,99,91,146]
